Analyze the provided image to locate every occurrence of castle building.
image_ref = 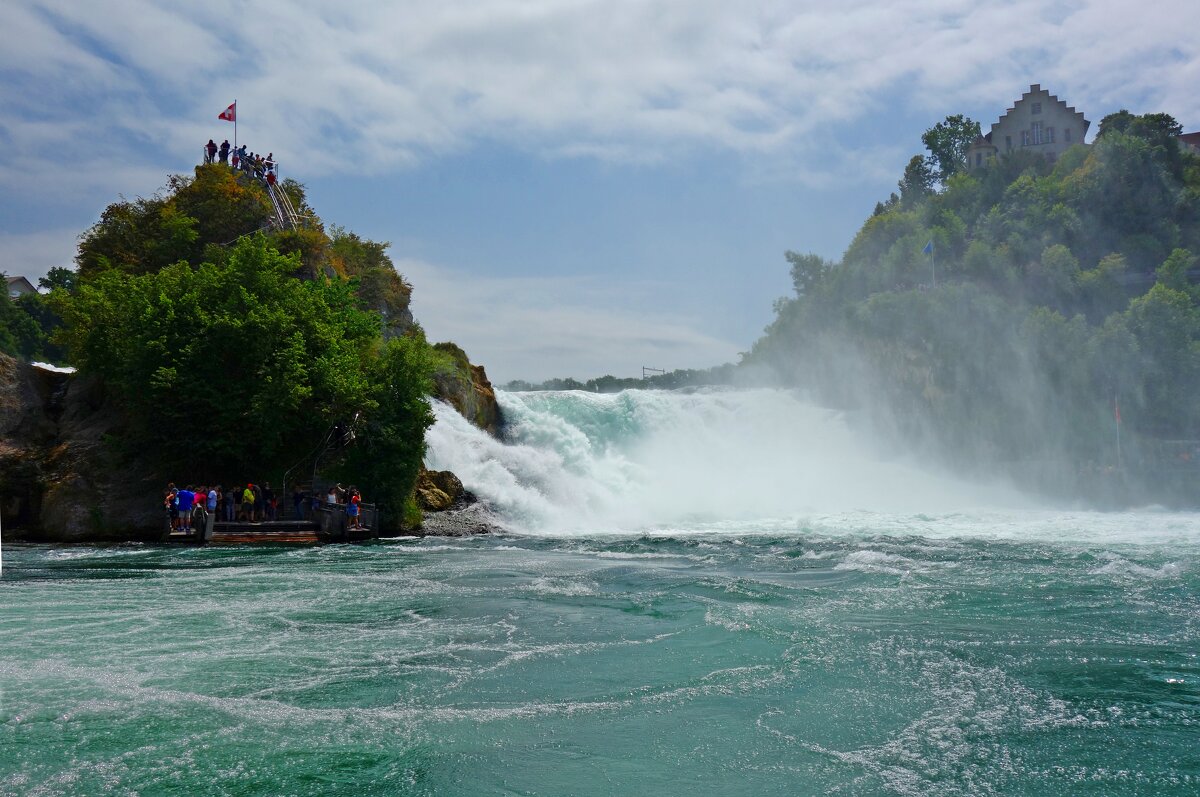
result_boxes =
[966,84,1091,170]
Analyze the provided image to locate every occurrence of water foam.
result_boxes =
[425,388,1025,534]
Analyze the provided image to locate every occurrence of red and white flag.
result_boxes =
[218,102,236,122]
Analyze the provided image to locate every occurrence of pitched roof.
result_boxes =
[5,275,37,295]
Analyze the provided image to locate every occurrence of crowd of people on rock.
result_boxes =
[163,481,365,531]
[203,139,278,184]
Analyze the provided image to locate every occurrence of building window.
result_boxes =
[1064,128,1072,143]
[1046,127,1055,144]
[1031,121,1043,144]
[1021,130,1031,147]
[976,153,982,167]
[1032,102,1042,114]
[1005,135,1012,150]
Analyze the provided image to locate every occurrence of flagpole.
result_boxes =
[234,99,237,153]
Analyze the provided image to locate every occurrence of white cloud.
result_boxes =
[2,0,1198,284]
[3,0,1198,184]
[399,257,742,383]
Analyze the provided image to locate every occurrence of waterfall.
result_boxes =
[424,388,1024,534]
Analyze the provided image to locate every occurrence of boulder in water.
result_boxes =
[415,468,467,511]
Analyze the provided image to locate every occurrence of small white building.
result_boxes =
[967,84,1091,170]
[5,275,37,300]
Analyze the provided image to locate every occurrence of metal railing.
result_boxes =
[200,149,308,232]
[267,181,302,231]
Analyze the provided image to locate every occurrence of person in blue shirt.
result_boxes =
[177,487,195,531]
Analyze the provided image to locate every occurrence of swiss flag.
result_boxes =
[218,102,236,122]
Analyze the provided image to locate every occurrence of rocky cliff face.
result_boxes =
[0,354,163,541]
[431,342,502,436]
[0,354,56,530]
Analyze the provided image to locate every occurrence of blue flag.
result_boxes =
[922,240,934,255]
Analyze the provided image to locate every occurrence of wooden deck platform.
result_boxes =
[211,520,322,544]
[162,503,380,545]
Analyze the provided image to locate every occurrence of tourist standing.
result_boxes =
[292,485,305,519]
[263,482,276,521]
[204,139,217,164]
[192,486,208,530]
[219,139,230,164]
[165,484,179,530]
[177,486,195,532]
[240,484,254,521]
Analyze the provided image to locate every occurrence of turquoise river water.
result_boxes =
[2,389,1198,795]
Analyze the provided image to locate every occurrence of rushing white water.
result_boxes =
[425,388,1038,534]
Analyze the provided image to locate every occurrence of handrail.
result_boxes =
[198,150,308,230]
[266,181,304,231]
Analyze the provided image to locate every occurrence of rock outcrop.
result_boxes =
[414,468,469,511]
[0,353,163,541]
[431,342,502,436]
[0,354,57,530]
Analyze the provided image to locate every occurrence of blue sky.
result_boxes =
[2,1,1198,382]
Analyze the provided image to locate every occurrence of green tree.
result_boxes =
[77,165,275,279]
[55,236,386,476]
[342,335,435,532]
[786,251,833,297]
[898,155,935,206]
[0,286,42,360]
[76,196,199,278]
[38,267,77,293]
[1124,283,1200,433]
[921,114,982,183]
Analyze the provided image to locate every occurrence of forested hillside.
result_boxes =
[747,111,1200,503]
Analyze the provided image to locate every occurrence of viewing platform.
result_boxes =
[161,503,380,545]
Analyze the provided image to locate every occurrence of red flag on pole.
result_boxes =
[218,102,236,122]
